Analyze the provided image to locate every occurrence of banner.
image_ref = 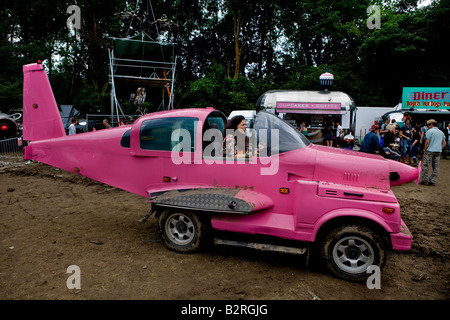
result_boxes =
[402,87,450,110]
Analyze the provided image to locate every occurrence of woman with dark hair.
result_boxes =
[223,115,250,158]
[323,124,334,147]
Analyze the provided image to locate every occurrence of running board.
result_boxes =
[213,238,307,255]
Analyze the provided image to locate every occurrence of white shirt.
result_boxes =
[68,123,76,135]
[336,125,343,137]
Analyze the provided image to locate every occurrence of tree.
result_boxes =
[232,11,244,80]
[1,0,448,116]
[0,0,67,112]
[178,62,256,114]
[359,0,450,106]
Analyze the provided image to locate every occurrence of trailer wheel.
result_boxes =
[158,209,207,253]
[320,225,386,282]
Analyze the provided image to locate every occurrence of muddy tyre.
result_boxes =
[320,225,386,282]
[158,209,208,253]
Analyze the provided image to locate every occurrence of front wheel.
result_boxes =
[320,225,386,281]
[158,209,208,253]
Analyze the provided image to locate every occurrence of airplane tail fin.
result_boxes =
[22,63,65,141]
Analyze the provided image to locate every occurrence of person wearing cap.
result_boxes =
[420,119,446,186]
[360,124,388,156]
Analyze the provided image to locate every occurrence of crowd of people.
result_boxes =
[67,117,113,136]
[359,115,448,186]
[69,112,450,186]
[289,113,449,187]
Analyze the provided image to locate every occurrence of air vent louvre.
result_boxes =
[343,172,359,182]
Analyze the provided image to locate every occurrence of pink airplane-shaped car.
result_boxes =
[22,62,418,281]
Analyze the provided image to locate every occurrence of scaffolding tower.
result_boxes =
[108,31,177,126]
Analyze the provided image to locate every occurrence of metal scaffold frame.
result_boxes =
[108,32,177,126]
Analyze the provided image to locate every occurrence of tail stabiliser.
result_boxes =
[22,63,65,141]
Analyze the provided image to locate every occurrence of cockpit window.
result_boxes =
[140,117,198,151]
[120,129,131,148]
[253,111,310,155]
[202,111,227,158]
[204,113,226,133]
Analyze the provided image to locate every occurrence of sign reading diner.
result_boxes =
[402,87,450,110]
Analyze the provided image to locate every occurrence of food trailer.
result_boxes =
[255,89,356,144]
[387,87,450,128]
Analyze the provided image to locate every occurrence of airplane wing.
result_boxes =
[148,187,274,214]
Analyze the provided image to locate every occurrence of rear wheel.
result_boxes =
[158,209,208,253]
[320,225,386,281]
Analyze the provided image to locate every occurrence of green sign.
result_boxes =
[402,87,450,110]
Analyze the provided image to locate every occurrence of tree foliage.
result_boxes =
[1,0,448,116]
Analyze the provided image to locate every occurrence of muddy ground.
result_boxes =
[0,158,448,301]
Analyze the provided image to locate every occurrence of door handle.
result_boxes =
[344,192,364,197]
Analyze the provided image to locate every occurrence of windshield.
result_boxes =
[253,111,310,155]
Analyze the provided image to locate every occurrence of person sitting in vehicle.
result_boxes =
[360,124,388,156]
[223,115,250,159]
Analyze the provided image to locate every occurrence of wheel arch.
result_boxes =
[312,213,392,249]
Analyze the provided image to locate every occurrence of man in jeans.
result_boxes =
[399,117,413,164]
[420,119,446,186]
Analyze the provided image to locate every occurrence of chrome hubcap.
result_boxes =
[332,236,375,274]
[166,214,195,245]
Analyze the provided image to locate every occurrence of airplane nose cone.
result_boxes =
[388,160,420,186]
